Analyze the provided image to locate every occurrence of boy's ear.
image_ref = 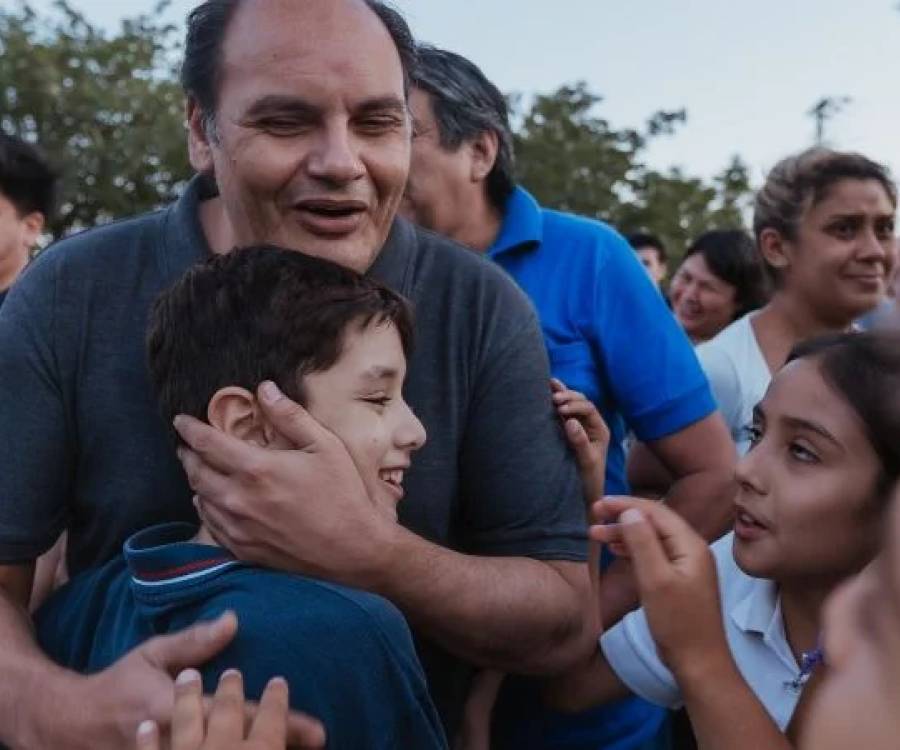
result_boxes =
[207,386,269,446]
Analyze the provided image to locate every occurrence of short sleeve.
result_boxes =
[0,260,72,562]
[696,342,745,444]
[600,609,683,709]
[457,294,587,561]
[589,233,716,442]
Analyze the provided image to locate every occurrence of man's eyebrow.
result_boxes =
[242,95,406,121]
[243,95,318,119]
[782,415,842,447]
[353,96,407,116]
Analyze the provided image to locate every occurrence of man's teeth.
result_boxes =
[739,512,761,527]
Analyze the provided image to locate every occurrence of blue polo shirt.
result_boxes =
[489,188,715,750]
[489,187,714,497]
[35,523,447,750]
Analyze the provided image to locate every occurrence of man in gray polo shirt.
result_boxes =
[0,2,593,748]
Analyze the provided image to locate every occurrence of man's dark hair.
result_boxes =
[0,133,59,220]
[683,229,771,320]
[147,246,414,426]
[180,0,417,135]
[625,232,667,264]
[788,331,900,497]
[410,45,516,211]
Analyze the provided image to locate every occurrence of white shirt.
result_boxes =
[696,313,771,455]
[601,534,808,731]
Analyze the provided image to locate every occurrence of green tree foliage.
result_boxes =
[0,1,189,238]
[514,81,753,260]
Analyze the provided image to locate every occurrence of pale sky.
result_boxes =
[24,0,900,187]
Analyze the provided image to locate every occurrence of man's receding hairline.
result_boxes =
[217,0,406,69]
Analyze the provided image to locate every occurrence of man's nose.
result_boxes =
[306,122,366,186]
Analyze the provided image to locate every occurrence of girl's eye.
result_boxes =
[742,424,763,447]
[364,396,391,408]
[789,441,819,464]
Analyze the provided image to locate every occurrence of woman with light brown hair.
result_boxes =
[697,148,896,454]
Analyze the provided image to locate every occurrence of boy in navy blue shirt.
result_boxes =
[35,246,446,749]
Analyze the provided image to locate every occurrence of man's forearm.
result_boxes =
[0,592,80,749]
[664,469,735,542]
[371,525,594,674]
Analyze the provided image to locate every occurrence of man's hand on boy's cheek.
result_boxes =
[175,382,397,586]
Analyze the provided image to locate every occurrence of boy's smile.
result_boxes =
[303,319,426,521]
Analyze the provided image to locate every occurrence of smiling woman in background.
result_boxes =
[668,229,770,344]
[697,148,897,454]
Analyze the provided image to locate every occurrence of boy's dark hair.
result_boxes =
[0,133,59,219]
[788,331,900,496]
[410,45,516,212]
[683,229,771,320]
[147,246,414,426]
[625,232,667,264]
[181,0,417,137]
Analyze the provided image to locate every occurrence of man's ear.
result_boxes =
[20,211,44,250]
[207,386,269,446]
[186,98,215,175]
[468,129,499,184]
[758,227,792,273]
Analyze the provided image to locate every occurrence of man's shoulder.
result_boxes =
[31,208,169,276]
[539,207,626,255]
[402,222,538,319]
[410,222,522,286]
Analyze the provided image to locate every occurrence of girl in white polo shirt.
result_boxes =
[549,331,900,749]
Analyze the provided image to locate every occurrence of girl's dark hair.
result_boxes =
[147,246,413,427]
[788,332,900,494]
[683,230,771,320]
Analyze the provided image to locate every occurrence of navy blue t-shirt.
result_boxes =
[35,523,447,750]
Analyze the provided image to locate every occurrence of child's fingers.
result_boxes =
[135,720,161,750]
[248,676,290,746]
[205,670,246,744]
[619,509,673,592]
[550,377,567,393]
[171,669,205,750]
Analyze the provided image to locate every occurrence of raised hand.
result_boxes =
[589,497,726,676]
[551,378,610,510]
[135,668,324,750]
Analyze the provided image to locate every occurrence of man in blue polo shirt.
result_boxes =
[402,46,736,750]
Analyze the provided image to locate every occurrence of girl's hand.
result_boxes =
[551,378,610,510]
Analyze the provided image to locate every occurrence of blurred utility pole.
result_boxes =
[808,96,852,144]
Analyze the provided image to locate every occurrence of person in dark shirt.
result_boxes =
[0,133,58,306]
[35,246,446,750]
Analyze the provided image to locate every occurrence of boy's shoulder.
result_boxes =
[210,565,414,647]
